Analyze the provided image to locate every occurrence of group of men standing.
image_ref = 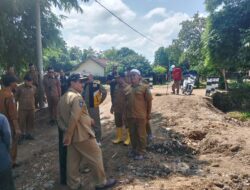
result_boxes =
[0,64,153,190]
[0,64,39,190]
[56,66,153,189]
[108,67,153,159]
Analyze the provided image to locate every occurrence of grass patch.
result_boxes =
[228,111,250,122]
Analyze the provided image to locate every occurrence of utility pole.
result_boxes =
[35,0,45,108]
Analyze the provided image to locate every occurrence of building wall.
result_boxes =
[72,59,105,76]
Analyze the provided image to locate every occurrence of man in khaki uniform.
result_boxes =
[26,64,39,108]
[0,75,21,167]
[57,73,116,190]
[16,75,36,141]
[110,72,130,145]
[43,67,61,125]
[82,74,107,145]
[125,69,152,160]
[141,78,153,143]
[4,66,19,81]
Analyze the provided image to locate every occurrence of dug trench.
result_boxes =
[14,86,250,190]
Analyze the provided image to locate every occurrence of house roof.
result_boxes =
[73,57,109,71]
[90,57,108,68]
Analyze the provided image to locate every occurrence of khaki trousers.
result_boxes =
[172,80,180,94]
[10,126,18,165]
[88,107,102,142]
[67,138,106,189]
[127,118,147,155]
[18,109,35,134]
[47,96,59,120]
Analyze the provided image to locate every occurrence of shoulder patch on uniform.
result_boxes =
[79,100,83,108]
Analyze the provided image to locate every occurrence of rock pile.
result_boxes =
[124,163,172,178]
[147,139,193,156]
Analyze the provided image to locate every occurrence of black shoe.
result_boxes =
[12,163,21,168]
[18,134,25,145]
[95,179,117,190]
[127,150,136,158]
[25,134,35,140]
[49,119,58,126]
[48,120,54,126]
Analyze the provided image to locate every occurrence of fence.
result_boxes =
[205,77,220,96]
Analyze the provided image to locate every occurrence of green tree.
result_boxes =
[178,13,206,74]
[154,47,170,67]
[203,0,250,88]
[82,47,97,60]
[69,46,83,64]
[103,47,118,61]
[103,47,152,76]
[153,65,167,74]
[167,40,183,66]
[0,0,88,72]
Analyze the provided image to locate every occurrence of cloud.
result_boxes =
[144,8,168,19]
[66,33,127,48]
[66,35,91,47]
[119,37,147,49]
[93,0,136,20]
[55,0,136,36]
[92,33,127,46]
[53,1,192,62]
[149,12,190,43]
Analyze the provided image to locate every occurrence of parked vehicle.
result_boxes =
[182,74,196,95]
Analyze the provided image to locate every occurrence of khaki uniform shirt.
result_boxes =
[113,84,126,113]
[16,84,36,110]
[0,88,19,132]
[57,88,95,143]
[43,75,61,97]
[27,70,39,87]
[125,83,152,119]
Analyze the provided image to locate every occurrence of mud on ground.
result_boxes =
[15,86,250,190]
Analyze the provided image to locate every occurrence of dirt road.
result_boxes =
[15,86,250,190]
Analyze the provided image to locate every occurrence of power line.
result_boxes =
[95,0,161,46]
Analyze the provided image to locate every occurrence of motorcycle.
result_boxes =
[182,74,196,95]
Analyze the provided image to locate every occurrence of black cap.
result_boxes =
[29,63,34,67]
[68,73,88,82]
[2,74,17,87]
[47,67,54,72]
[24,74,32,81]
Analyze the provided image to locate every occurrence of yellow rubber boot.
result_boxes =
[112,128,123,144]
[123,129,130,146]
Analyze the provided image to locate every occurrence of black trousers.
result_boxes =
[58,128,67,185]
[0,168,15,190]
